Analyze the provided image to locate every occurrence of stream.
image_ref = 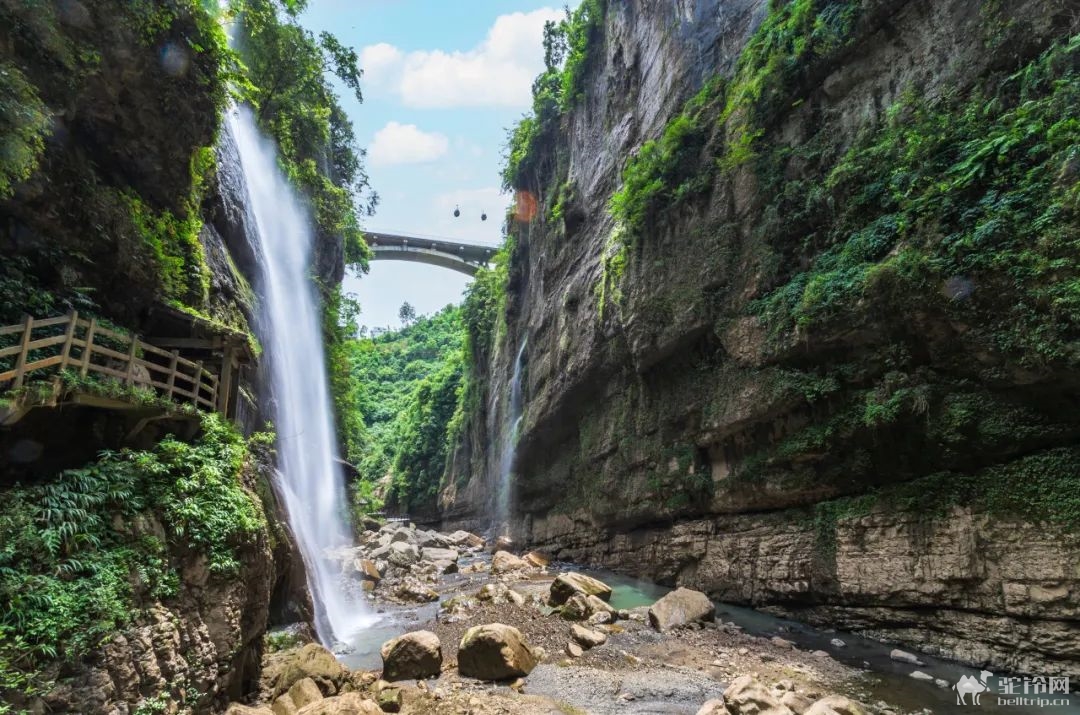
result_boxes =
[333,554,1078,714]
[579,568,1079,715]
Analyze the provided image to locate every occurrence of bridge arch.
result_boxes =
[364,231,498,276]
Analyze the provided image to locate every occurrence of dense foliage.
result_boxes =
[501,0,606,191]
[345,307,465,515]
[755,33,1080,366]
[0,416,266,709]
[0,0,235,324]
[235,0,377,270]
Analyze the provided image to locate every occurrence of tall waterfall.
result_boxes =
[226,106,369,645]
[494,341,526,535]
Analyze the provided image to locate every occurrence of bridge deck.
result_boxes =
[364,231,499,276]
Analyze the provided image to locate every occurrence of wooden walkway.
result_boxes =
[0,312,225,423]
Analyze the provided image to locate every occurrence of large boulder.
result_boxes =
[803,696,869,715]
[446,530,485,549]
[295,693,381,715]
[549,573,612,605]
[492,550,530,573]
[287,678,323,709]
[457,623,538,680]
[380,631,443,681]
[570,624,607,649]
[696,701,731,715]
[395,579,439,603]
[421,546,459,574]
[355,559,380,582]
[269,644,348,698]
[648,587,715,631]
[387,541,420,567]
[724,675,794,715]
[226,706,273,715]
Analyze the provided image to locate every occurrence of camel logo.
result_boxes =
[954,670,994,705]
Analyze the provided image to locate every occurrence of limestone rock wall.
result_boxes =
[443,0,1080,677]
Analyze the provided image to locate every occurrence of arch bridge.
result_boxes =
[364,231,498,276]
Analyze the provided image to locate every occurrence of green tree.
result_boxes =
[398,301,417,326]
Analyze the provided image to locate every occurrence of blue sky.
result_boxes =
[299,1,566,329]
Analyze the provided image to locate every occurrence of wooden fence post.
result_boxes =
[124,335,139,386]
[166,350,179,399]
[80,318,97,378]
[12,315,34,388]
[217,343,235,416]
[193,360,204,406]
[58,311,78,371]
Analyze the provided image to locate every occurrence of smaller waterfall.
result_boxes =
[493,341,526,535]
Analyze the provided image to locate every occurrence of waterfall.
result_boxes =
[225,105,371,645]
[494,341,526,535]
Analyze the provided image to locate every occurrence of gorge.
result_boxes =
[0,0,1078,713]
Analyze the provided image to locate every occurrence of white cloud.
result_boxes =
[359,7,563,108]
[368,121,449,166]
[359,43,403,88]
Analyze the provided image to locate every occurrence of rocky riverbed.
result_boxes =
[222,523,976,715]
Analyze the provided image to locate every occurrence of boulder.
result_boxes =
[910,671,934,681]
[356,559,380,581]
[288,678,324,709]
[696,700,731,715]
[226,706,274,715]
[395,580,438,603]
[648,588,715,631]
[389,529,412,544]
[457,623,538,680]
[446,530,485,549]
[492,550,530,573]
[781,692,814,714]
[376,687,402,713]
[559,593,593,620]
[570,624,607,649]
[295,693,381,715]
[387,541,419,567]
[421,547,459,564]
[889,649,923,666]
[272,699,298,715]
[380,631,442,681]
[770,636,797,650]
[270,644,348,698]
[587,610,613,626]
[523,551,550,568]
[550,573,612,605]
[566,641,583,658]
[491,535,514,552]
[803,696,868,715]
[829,638,846,648]
[724,675,794,715]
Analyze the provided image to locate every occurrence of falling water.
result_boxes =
[493,341,527,535]
[226,105,370,645]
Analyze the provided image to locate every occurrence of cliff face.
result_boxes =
[0,2,319,711]
[444,0,1080,677]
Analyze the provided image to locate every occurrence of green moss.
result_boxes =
[595,223,629,320]
[813,446,1080,555]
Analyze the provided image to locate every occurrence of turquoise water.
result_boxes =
[572,567,1079,715]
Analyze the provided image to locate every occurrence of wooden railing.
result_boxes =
[0,312,220,413]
